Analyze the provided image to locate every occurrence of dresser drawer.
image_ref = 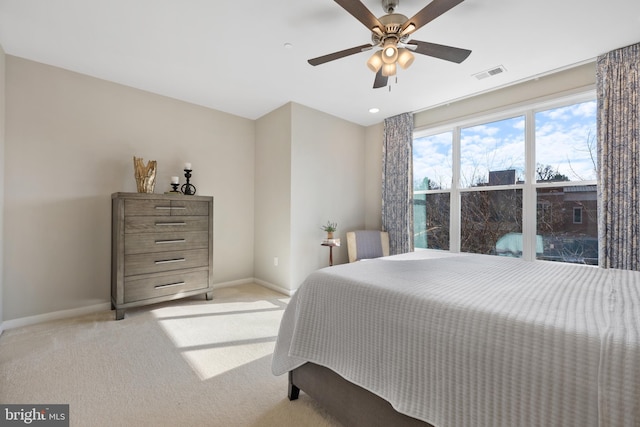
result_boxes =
[125,199,209,216]
[124,269,209,303]
[125,248,209,276]
[170,200,209,216]
[125,231,209,254]
[124,216,209,234]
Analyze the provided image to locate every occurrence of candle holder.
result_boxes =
[170,183,181,193]
[181,169,197,195]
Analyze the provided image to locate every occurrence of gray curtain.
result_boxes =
[596,42,640,270]
[382,112,414,255]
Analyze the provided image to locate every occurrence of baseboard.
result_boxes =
[253,278,295,296]
[2,302,113,331]
[1,279,293,331]
[214,277,293,296]
[212,278,255,289]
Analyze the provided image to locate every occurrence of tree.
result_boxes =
[460,189,522,255]
[536,164,570,182]
[414,177,441,191]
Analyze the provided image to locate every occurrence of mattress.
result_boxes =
[271,250,640,427]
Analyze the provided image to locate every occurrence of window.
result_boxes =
[461,189,522,255]
[573,207,583,224]
[460,116,525,188]
[413,131,452,191]
[534,101,597,264]
[413,94,598,265]
[414,193,450,250]
[413,132,452,250]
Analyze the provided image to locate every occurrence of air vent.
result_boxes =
[473,65,507,80]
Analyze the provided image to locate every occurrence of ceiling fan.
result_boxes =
[308,0,472,88]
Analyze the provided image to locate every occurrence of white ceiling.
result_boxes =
[1,0,639,126]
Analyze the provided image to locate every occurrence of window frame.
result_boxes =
[573,206,583,224]
[413,89,597,262]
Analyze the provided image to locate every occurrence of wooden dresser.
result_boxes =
[111,192,214,320]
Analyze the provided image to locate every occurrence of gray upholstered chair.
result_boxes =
[346,230,390,263]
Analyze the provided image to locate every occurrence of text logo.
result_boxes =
[0,405,69,426]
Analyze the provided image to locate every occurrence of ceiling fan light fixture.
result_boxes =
[381,39,398,64]
[381,62,397,77]
[397,48,415,69]
[367,51,384,72]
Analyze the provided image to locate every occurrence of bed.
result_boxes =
[271,250,640,427]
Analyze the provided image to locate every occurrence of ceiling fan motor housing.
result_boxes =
[371,13,410,45]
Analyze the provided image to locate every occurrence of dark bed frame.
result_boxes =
[288,362,434,427]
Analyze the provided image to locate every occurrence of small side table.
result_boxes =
[321,239,341,266]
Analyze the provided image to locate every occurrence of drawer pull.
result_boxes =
[155,206,186,210]
[155,222,186,226]
[155,239,186,244]
[154,281,186,289]
[155,258,186,264]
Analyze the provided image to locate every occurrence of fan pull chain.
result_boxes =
[388,75,399,92]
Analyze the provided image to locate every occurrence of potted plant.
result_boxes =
[321,221,338,239]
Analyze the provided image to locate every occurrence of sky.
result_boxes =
[413,100,597,190]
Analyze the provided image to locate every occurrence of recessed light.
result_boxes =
[369,108,380,114]
[284,43,293,49]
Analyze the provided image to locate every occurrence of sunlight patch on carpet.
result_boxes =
[180,341,276,380]
[151,297,286,380]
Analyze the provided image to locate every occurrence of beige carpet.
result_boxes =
[0,283,343,427]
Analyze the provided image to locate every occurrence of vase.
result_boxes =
[327,232,334,239]
[133,156,157,193]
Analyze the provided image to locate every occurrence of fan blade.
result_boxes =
[400,0,465,36]
[308,44,373,66]
[334,0,385,34]
[407,40,471,63]
[373,69,388,89]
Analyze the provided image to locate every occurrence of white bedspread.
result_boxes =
[271,250,640,427]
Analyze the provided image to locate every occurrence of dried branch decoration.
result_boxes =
[133,156,157,193]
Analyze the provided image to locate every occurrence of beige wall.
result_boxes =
[0,45,5,333]
[290,103,366,286]
[4,56,255,320]
[254,104,293,291]
[364,122,383,230]
[254,102,367,292]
